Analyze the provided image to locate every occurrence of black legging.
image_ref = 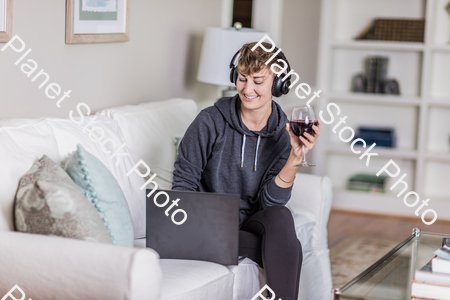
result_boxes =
[239,205,302,300]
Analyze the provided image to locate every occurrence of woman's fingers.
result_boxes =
[313,126,320,136]
[299,135,313,149]
[303,132,316,144]
[312,120,321,136]
[286,122,318,151]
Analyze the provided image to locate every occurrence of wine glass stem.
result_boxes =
[302,144,307,165]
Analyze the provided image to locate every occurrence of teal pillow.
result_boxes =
[64,144,134,247]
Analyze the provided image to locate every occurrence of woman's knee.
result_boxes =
[263,205,294,223]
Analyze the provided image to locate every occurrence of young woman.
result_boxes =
[172,42,320,300]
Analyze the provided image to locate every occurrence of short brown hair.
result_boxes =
[236,42,283,76]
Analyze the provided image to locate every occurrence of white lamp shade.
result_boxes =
[197,27,267,86]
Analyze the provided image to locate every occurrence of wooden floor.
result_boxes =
[327,209,450,247]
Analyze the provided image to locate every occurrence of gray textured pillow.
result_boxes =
[14,155,112,244]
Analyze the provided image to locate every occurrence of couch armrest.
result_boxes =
[286,173,333,251]
[0,231,162,300]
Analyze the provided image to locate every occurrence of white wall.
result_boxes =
[0,0,222,120]
[281,0,321,88]
[0,0,323,120]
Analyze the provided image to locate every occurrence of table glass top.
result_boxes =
[337,230,450,300]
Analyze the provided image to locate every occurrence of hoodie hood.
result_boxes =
[214,94,289,171]
[214,94,287,138]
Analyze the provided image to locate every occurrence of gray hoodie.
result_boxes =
[172,94,293,225]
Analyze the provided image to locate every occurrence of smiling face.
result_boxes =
[236,67,274,113]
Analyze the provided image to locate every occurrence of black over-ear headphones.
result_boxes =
[229,45,292,97]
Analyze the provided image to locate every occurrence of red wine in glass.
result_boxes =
[290,107,317,167]
[290,119,319,139]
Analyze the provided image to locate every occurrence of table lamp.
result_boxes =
[197,23,267,98]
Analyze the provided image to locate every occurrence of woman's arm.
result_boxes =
[172,110,216,191]
[257,120,321,209]
[275,120,321,188]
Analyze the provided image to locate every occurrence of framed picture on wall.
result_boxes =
[0,0,12,43]
[66,0,130,44]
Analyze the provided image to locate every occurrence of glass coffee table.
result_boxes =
[332,228,449,299]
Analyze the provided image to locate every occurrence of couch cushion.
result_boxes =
[292,213,316,256]
[159,259,234,300]
[14,155,112,244]
[227,258,266,300]
[135,211,319,300]
[0,231,162,300]
[134,238,234,299]
[97,98,198,190]
[65,144,134,247]
[0,116,147,238]
[134,237,146,248]
[46,116,147,239]
[287,174,333,252]
[0,119,61,231]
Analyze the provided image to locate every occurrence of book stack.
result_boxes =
[346,173,387,193]
[354,127,396,148]
[412,246,450,300]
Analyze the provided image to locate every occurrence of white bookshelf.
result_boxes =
[315,0,450,220]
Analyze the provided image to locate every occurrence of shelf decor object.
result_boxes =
[352,56,401,95]
[316,0,450,220]
[0,0,12,43]
[356,18,425,42]
[65,0,130,44]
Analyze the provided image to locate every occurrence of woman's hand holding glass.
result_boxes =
[285,107,321,167]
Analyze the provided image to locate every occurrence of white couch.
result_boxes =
[0,98,332,300]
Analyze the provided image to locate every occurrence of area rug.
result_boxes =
[330,235,400,288]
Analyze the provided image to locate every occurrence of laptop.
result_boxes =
[146,190,240,265]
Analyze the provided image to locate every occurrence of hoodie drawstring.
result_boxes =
[254,135,260,172]
[241,134,246,168]
[240,134,261,172]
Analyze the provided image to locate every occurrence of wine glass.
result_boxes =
[290,106,317,167]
